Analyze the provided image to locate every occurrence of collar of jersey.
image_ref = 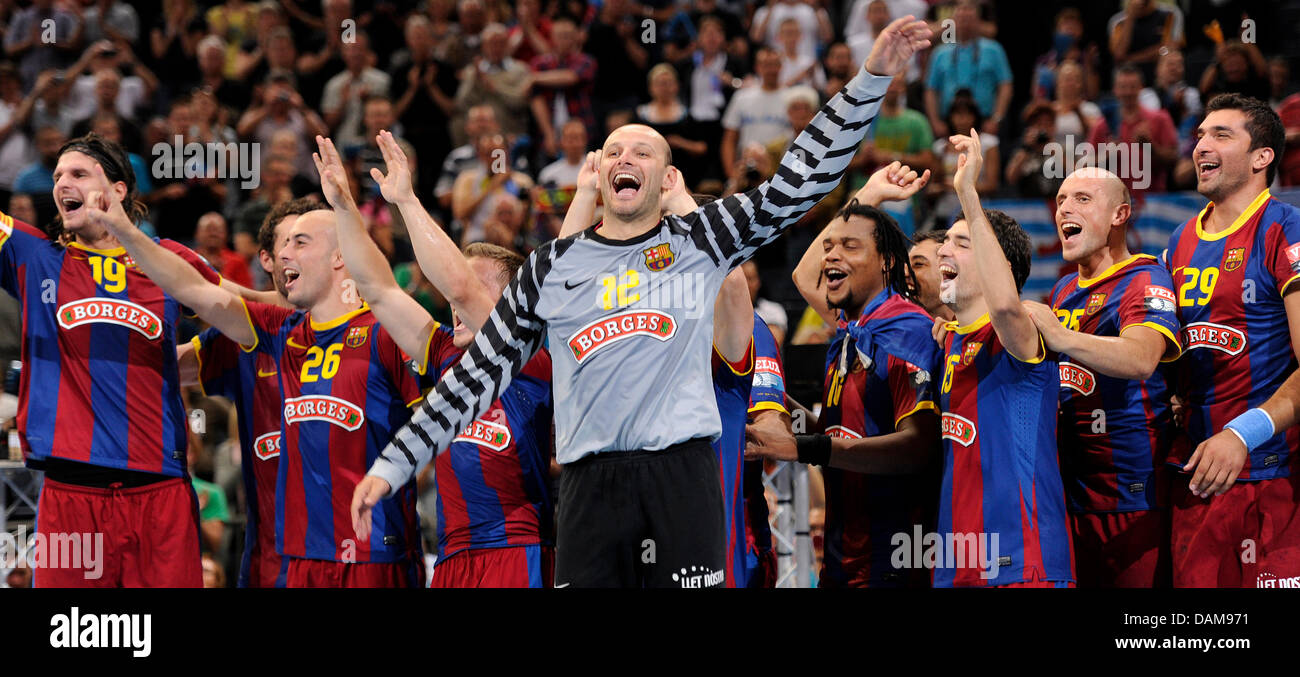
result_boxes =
[68,241,126,257]
[1195,188,1271,241]
[843,287,894,327]
[944,312,990,335]
[1076,253,1156,288]
[309,303,369,331]
[585,219,664,246]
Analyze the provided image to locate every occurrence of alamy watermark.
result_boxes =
[151,135,261,189]
[1,526,104,580]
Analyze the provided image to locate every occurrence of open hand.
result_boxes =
[370,130,415,204]
[864,15,931,77]
[311,135,355,210]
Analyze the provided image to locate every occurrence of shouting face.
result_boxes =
[599,124,671,222]
[1055,168,1129,264]
[278,210,344,309]
[821,215,885,313]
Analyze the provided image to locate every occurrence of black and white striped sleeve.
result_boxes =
[366,241,563,494]
[681,69,892,269]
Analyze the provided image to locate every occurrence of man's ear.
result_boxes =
[258,250,274,274]
[661,165,679,194]
[1112,201,1131,229]
[1253,146,1275,175]
[112,180,129,206]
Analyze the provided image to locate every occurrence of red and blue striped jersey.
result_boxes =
[192,327,287,587]
[0,212,218,476]
[711,323,756,589]
[819,289,941,588]
[937,315,1074,587]
[1048,255,1181,512]
[744,316,785,587]
[242,301,423,564]
[1165,190,1300,479]
[427,325,555,560]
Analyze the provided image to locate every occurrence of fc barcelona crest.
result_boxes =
[1086,292,1107,316]
[1223,247,1245,272]
[345,325,370,348]
[642,243,675,271]
[962,341,982,366]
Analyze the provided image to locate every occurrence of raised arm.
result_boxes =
[83,165,255,346]
[792,162,930,326]
[691,16,931,268]
[352,244,555,535]
[558,150,601,238]
[714,268,754,364]
[312,134,437,368]
[951,130,1041,362]
[371,131,498,335]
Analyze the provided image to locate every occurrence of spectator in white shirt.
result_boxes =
[720,48,792,181]
[750,0,831,62]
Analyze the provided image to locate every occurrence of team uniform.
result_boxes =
[0,212,213,587]
[1047,254,1181,587]
[818,289,941,588]
[1164,189,1300,587]
[425,323,556,588]
[711,313,786,588]
[240,301,425,587]
[744,317,786,588]
[368,68,895,588]
[938,315,1075,588]
[191,328,289,588]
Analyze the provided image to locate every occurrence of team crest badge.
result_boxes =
[345,325,370,348]
[1223,247,1245,272]
[962,342,982,366]
[1085,292,1107,315]
[642,243,675,271]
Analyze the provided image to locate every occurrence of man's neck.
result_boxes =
[1205,182,1269,233]
[1120,102,1141,119]
[953,296,989,328]
[73,228,121,251]
[882,99,901,115]
[1077,242,1130,281]
[761,81,779,92]
[309,283,364,324]
[842,280,885,322]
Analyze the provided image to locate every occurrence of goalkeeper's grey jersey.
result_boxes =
[367,69,891,492]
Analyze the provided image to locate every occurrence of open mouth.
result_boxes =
[939,263,958,282]
[1198,160,1221,181]
[60,196,84,215]
[611,172,641,200]
[283,268,301,289]
[824,267,848,291]
[1061,222,1083,242]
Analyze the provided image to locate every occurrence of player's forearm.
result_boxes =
[737,70,892,256]
[558,187,598,238]
[394,194,496,332]
[829,414,940,474]
[1052,328,1163,381]
[334,202,401,302]
[713,269,754,364]
[959,185,1039,358]
[369,279,545,496]
[112,225,256,345]
[792,221,834,325]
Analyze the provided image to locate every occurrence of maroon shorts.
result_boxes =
[33,477,202,588]
[430,545,554,588]
[285,557,423,588]
[1171,471,1300,588]
[244,542,289,589]
[1070,509,1171,587]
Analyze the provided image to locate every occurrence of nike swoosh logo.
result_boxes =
[286,338,308,350]
[554,582,570,588]
[257,368,278,378]
[563,279,586,290]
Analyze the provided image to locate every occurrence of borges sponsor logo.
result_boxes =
[567,309,676,364]
[58,298,162,340]
[283,395,364,431]
[1059,362,1096,396]
[1182,322,1246,356]
[253,431,280,460]
[453,418,512,451]
[941,412,977,446]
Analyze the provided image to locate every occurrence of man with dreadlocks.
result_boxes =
[747,161,942,588]
[0,134,266,586]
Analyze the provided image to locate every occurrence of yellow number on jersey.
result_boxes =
[1177,266,1219,307]
[598,270,641,310]
[300,344,343,383]
[940,353,960,395]
[1055,308,1085,332]
[89,256,127,293]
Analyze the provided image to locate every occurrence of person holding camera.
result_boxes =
[1005,100,1062,199]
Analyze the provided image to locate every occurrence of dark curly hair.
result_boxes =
[51,133,147,243]
[836,199,918,300]
[982,208,1032,293]
[257,197,328,255]
[1204,93,1285,185]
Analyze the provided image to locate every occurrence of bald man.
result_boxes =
[1022,167,1181,587]
[355,17,932,588]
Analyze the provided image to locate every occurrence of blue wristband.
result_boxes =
[1224,408,1275,452]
